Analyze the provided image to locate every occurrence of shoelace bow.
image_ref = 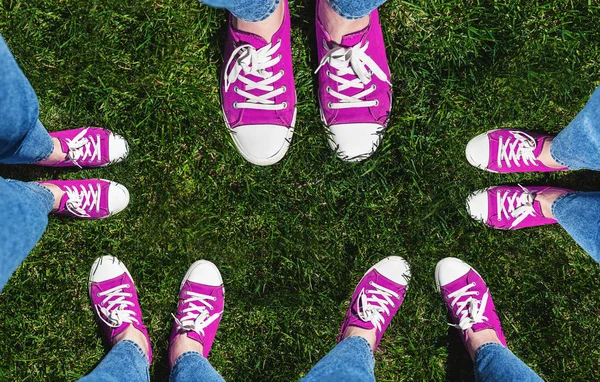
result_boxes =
[95,284,139,328]
[498,131,539,169]
[173,291,221,336]
[356,281,399,331]
[496,185,538,228]
[315,40,390,109]
[224,40,287,111]
[65,128,101,168]
[447,282,489,331]
[64,184,102,218]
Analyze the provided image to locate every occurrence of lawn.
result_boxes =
[1,0,599,380]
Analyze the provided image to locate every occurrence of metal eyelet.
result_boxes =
[326,70,331,76]
[327,102,332,109]
[233,102,238,109]
[279,69,284,75]
[326,86,332,93]
[277,38,282,44]
[371,84,377,90]
[282,102,288,109]
[97,293,100,297]
[234,86,239,92]
[281,85,287,92]
[475,291,480,295]
[125,284,130,288]
[374,100,379,106]
[278,54,282,59]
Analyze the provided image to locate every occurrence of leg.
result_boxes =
[170,352,224,382]
[551,85,600,170]
[473,343,542,382]
[435,258,542,382]
[301,337,375,382]
[0,34,53,164]
[303,257,410,381]
[0,178,53,291]
[326,0,387,21]
[78,340,150,382]
[201,0,279,23]
[168,260,226,381]
[552,191,600,264]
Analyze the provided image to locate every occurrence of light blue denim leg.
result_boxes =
[551,85,600,170]
[200,0,279,22]
[169,351,225,382]
[301,336,376,382]
[0,178,53,291]
[553,191,600,264]
[78,340,150,382]
[473,343,542,382]
[0,34,53,164]
[327,0,387,19]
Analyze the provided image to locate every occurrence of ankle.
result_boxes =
[342,326,376,351]
[465,329,502,360]
[536,188,571,219]
[538,138,563,168]
[114,326,149,357]
[233,0,284,43]
[318,0,369,43]
[39,183,65,211]
[37,138,66,165]
[169,334,204,366]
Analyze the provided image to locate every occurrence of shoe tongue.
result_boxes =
[533,136,547,158]
[339,25,369,48]
[232,28,269,49]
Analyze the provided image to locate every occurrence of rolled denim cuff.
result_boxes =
[327,0,386,20]
[172,350,204,369]
[206,0,279,22]
[549,137,572,169]
[551,191,577,220]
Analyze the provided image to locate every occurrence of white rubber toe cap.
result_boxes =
[181,260,223,288]
[89,255,130,283]
[367,256,411,286]
[231,124,293,166]
[465,132,491,169]
[466,189,489,223]
[107,181,130,216]
[435,257,472,289]
[108,133,129,163]
[328,123,384,162]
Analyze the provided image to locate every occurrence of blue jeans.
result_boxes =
[0,34,55,291]
[79,337,541,381]
[200,0,385,22]
[302,337,541,382]
[79,340,223,382]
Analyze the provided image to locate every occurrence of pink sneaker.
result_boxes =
[41,179,130,219]
[435,257,506,347]
[315,1,392,162]
[38,128,129,168]
[338,257,410,350]
[169,260,224,365]
[89,256,153,363]
[221,0,296,166]
[466,185,572,230]
[466,129,568,173]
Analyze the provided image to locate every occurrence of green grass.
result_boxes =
[1,0,600,380]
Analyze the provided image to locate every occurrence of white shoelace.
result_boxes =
[496,185,537,228]
[315,40,390,109]
[224,40,287,111]
[65,128,101,167]
[447,282,489,331]
[356,281,399,331]
[64,184,101,218]
[497,131,539,169]
[95,284,139,328]
[173,291,221,335]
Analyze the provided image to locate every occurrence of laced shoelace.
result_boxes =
[95,284,139,328]
[315,40,390,110]
[172,291,222,336]
[355,281,399,331]
[497,131,539,169]
[496,185,538,229]
[224,40,287,111]
[446,282,489,331]
[64,184,102,218]
[65,128,101,168]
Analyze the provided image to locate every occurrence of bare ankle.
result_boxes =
[37,138,66,165]
[233,0,284,43]
[114,326,149,357]
[169,334,204,366]
[39,183,64,211]
[538,138,563,168]
[465,329,502,360]
[343,326,376,351]
[318,0,370,43]
[536,188,571,219]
